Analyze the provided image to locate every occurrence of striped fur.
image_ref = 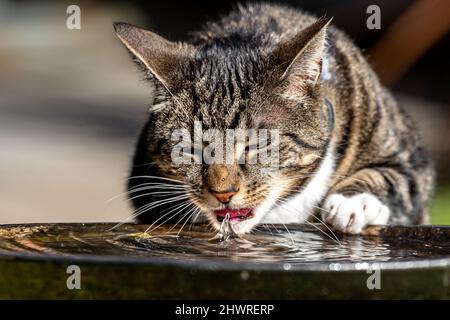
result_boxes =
[116,3,435,233]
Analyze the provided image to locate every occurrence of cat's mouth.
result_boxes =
[213,208,254,222]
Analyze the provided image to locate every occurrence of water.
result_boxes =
[216,213,238,242]
[1,223,449,265]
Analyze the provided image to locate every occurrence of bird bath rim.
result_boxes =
[0,222,449,272]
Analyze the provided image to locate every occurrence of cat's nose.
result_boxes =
[211,188,239,203]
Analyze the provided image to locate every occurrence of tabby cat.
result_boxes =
[115,3,434,234]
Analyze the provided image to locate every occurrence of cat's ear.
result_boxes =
[270,16,332,97]
[114,22,194,90]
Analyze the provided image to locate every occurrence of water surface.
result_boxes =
[1,223,449,266]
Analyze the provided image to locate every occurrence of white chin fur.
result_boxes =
[260,148,335,225]
[229,148,335,234]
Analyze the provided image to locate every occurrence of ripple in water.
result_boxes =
[1,222,449,265]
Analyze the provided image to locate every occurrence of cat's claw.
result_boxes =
[321,193,390,234]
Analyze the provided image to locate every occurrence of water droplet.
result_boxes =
[217,213,237,242]
[240,271,250,280]
[329,263,342,271]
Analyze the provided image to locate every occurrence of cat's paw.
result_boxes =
[321,193,390,234]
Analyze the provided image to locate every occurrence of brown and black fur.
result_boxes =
[116,3,434,227]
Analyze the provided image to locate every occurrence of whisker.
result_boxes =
[127,175,186,184]
[133,194,189,218]
[106,181,190,204]
[262,224,273,235]
[310,205,342,245]
[128,182,189,190]
[166,203,198,234]
[188,209,203,231]
[109,194,189,231]
[281,223,295,245]
[175,207,201,237]
[145,201,196,234]
[270,223,280,233]
[313,205,342,239]
[128,190,189,202]
[275,199,342,245]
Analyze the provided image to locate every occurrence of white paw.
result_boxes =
[321,193,390,234]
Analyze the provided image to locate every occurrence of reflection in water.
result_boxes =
[0,223,449,264]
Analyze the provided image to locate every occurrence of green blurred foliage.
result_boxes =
[431,185,450,225]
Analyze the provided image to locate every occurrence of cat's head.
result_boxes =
[115,16,334,234]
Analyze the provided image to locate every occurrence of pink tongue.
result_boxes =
[214,208,252,219]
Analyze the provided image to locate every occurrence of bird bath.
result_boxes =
[0,222,449,298]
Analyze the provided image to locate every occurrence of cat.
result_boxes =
[114,3,435,234]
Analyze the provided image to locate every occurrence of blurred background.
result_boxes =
[0,0,449,224]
